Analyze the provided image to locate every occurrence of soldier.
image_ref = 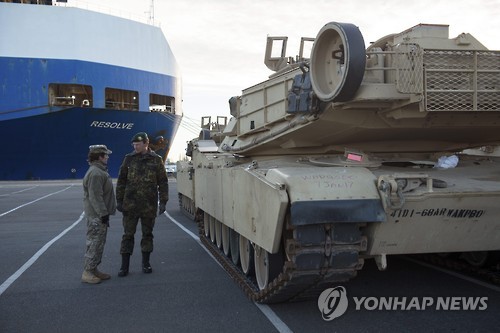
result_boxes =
[116,132,168,276]
[82,144,116,284]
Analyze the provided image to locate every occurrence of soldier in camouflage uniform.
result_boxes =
[116,132,168,276]
[82,144,116,284]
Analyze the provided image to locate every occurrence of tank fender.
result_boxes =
[265,167,386,226]
[208,167,289,254]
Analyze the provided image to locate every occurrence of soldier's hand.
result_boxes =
[116,203,123,212]
[158,203,166,216]
[101,215,110,225]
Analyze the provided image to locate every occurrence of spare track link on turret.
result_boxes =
[197,212,366,303]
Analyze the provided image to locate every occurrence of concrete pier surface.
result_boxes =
[0,180,498,333]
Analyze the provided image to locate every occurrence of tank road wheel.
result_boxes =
[254,245,285,290]
[229,229,240,265]
[221,224,230,256]
[239,235,254,276]
[215,220,223,249]
[203,213,210,237]
[209,216,216,243]
[310,22,366,102]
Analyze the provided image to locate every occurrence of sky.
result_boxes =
[68,0,500,161]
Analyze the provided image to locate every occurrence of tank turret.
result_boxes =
[221,22,500,155]
[177,22,500,303]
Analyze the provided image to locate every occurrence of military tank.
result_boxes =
[177,22,500,303]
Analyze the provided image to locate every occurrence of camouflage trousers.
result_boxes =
[120,214,155,254]
[84,216,108,271]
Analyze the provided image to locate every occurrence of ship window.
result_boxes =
[48,84,93,107]
[149,93,175,113]
[105,88,139,111]
[3,1,52,4]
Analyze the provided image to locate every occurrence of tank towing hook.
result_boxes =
[377,174,432,211]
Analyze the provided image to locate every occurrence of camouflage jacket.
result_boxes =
[83,161,116,219]
[116,149,168,217]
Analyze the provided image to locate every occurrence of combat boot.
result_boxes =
[142,251,152,273]
[118,254,130,277]
[81,270,101,284]
[93,268,111,280]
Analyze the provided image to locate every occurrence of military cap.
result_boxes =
[131,132,149,143]
[89,144,112,154]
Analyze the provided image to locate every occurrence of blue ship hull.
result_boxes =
[0,107,181,180]
[0,57,179,121]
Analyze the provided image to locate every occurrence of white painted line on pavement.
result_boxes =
[0,186,39,197]
[0,185,74,218]
[254,303,294,333]
[165,211,200,241]
[164,211,223,269]
[0,212,85,296]
[165,211,294,333]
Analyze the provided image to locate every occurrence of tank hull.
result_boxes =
[181,151,500,255]
[367,157,500,255]
[178,149,500,302]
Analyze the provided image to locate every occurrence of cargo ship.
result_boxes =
[0,0,182,180]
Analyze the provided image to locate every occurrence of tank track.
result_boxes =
[198,217,367,303]
[412,253,500,286]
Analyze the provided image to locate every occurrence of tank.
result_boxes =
[177,22,500,303]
